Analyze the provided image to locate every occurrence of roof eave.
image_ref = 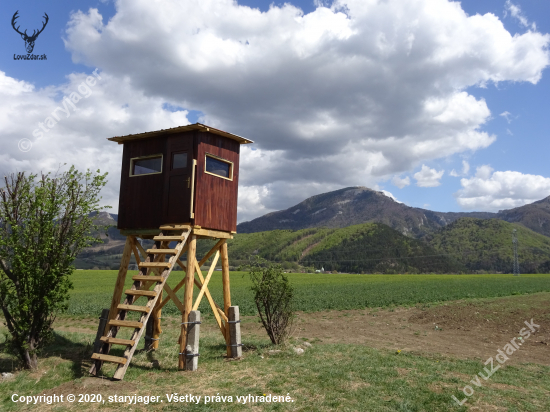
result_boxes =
[107,123,254,144]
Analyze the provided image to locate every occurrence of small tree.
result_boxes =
[248,258,294,345]
[0,167,108,369]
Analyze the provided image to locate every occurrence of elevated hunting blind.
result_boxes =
[90,124,253,380]
[114,123,252,233]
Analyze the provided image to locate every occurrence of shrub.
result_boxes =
[248,258,294,345]
[0,167,108,369]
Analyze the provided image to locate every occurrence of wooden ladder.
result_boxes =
[89,226,190,380]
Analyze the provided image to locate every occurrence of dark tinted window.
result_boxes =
[205,155,231,179]
[132,156,162,176]
[172,152,188,169]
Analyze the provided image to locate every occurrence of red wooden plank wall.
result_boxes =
[194,132,240,232]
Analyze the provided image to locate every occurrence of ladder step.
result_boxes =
[125,289,157,297]
[92,353,127,365]
[109,319,143,329]
[146,249,178,254]
[153,236,185,241]
[117,304,150,313]
[100,337,135,346]
[132,275,163,282]
[139,262,170,268]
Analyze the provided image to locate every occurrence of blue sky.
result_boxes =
[2,0,549,222]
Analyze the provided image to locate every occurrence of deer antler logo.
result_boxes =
[12,11,49,54]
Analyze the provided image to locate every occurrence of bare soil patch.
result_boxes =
[243,292,550,365]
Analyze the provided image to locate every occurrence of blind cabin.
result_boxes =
[109,123,253,233]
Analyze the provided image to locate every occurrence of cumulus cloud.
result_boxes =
[2,0,549,222]
[0,69,191,210]
[475,164,494,179]
[455,166,550,210]
[392,175,411,189]
[414,165,444,187]
[237,185,271,219]
[450,160,470,177]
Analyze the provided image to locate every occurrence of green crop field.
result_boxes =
[2,270,550,411]
[69,270,550,317]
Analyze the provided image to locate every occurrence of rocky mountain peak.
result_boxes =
[237,186,550,239]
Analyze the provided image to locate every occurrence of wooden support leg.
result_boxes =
[105,237,133,335]
[185,310,201,371]
[151,290,163,350]
[179,235,196,370]
[145,290,163,350]
[228,306,242,358]
[145,317,153,350]
[93,309,110,354]
[221,242,231,357]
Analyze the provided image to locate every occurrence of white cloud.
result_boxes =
[0,69,191,211]
[462,160,470,175]
[414,165,444,187]
[500,111,512,123]
[475,164,494,179]
[392,175,411,189]
[455,167,550,210]
[237,185,271,222]
[2,0,549,222]
[450,160,470,177]
[505,1,536,30]
[380,190,402,203]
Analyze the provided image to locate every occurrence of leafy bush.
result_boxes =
[0,167,108,369]
[247,258,294,344]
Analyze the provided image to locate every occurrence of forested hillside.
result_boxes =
[425,218,550,273]
[222,223,465,274]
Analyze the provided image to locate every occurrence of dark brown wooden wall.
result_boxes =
[194,132,240,232]
[118,137,166,230]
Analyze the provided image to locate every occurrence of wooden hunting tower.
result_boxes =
[90,124,253,380]
[113,123,252,233]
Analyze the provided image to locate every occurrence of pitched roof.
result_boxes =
[108,123,253,144]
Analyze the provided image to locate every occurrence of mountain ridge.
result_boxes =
[496,196,550,237]
[237,186,498,237]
